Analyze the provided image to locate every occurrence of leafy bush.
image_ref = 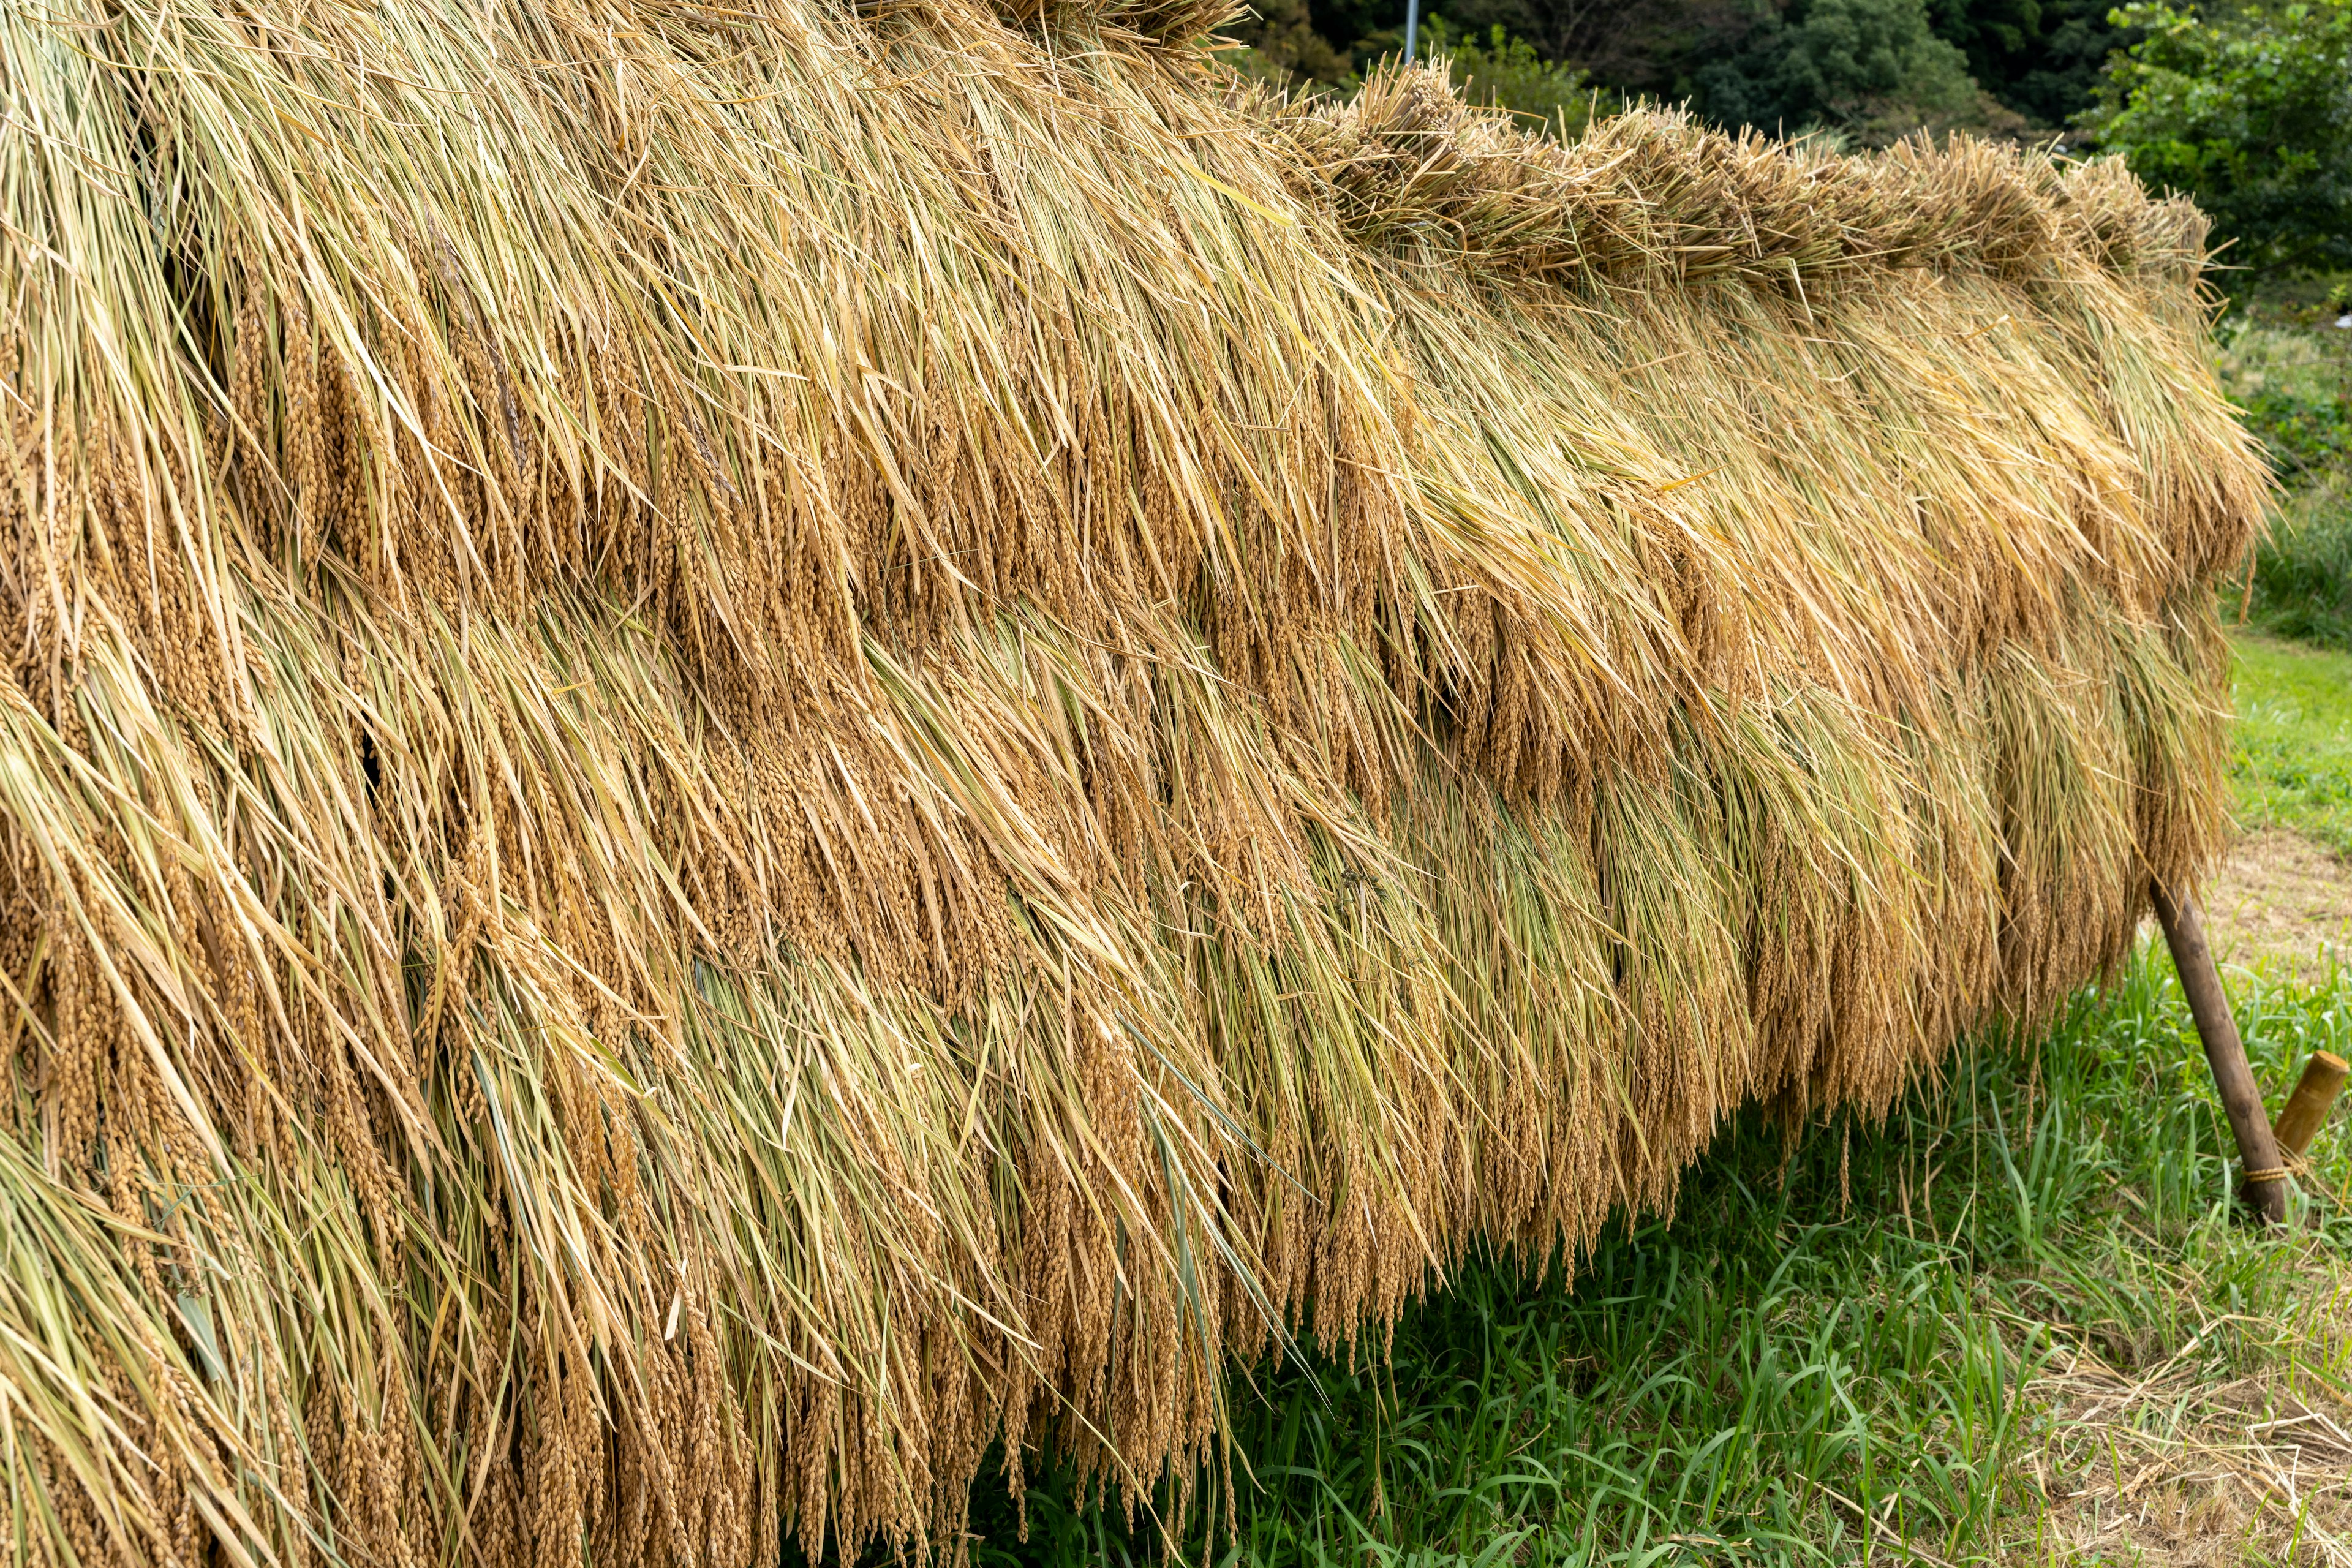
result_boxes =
[1216,0,1350,83]
[1930,0,2132,126]
[2217,316,2352,475]
[1690,0,2033,142]
[2246,478,2352,654]
[1427,18,1596,134]
[2242,391,2352,474]
[2088,0,2352,275]
[1692,0,1979,134]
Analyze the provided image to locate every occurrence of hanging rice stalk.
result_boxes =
[0,0,2262,1561]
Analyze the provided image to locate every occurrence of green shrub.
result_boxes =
[1427,20,1597,135]
[1689,0,2029,143]
[2216,317,2352,476]
[2087,0,2352,276]
[2247,478,2352,654]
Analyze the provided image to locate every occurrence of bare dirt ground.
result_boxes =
[2201,831,2352,984]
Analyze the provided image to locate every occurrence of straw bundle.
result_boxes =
[0,0,2261,1560]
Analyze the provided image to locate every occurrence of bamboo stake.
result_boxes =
[2149,881,2286,1224]
[2273,1051,2348,1167]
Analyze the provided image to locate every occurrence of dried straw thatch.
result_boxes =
[0,0,2264,1559]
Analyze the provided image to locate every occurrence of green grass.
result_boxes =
[957,948,2352,1566]
[2233,631,2352,857]
[2247,478,2352,653]
[927,629,2352,1568]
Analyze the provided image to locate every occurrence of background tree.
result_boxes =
[2086,0,2352,274]
[1427,18,1599,129]
[1226,0,1354,79]
[1924,0,2127,124]
[1224,0,2086,132]
[1687,0,2024,141]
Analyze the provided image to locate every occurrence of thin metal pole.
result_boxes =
[1404,0,1419,60]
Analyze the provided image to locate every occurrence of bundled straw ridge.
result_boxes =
[0,0,2261,1559]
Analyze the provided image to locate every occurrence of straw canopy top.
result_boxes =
[0,1,2262,1563]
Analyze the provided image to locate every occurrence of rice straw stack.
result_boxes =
[0,2,2263,1562]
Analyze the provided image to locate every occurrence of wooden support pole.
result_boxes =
[2149,881,2286,1224]
[2274,1050,2348,1166]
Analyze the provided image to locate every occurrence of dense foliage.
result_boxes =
[1685,0,1990,141]
[2215,285,2352,661]
[2089,0,2352,274]
[1424,18,1598,130]
[2219,301,2352,472]
[1232,0,2104,127]
[2245,481,2352,655]
[1928,0,2127,123]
